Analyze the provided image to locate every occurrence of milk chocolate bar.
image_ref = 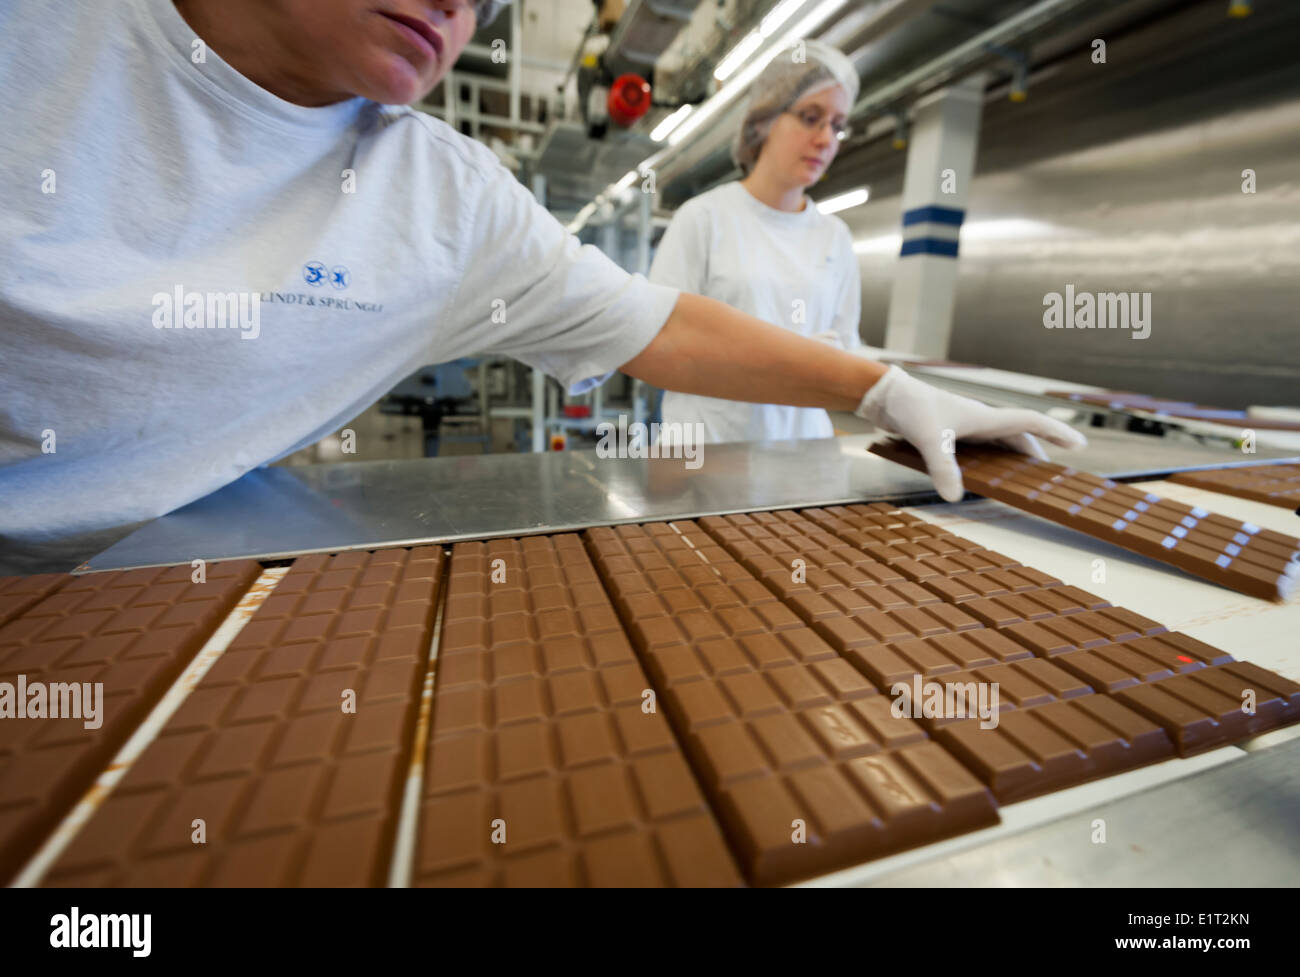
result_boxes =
[415,534,742,887]
[586,522,998,886]
[913,658,1094,730]
[869,439,1300,601]
[1111,661,1300,755]
[846,630,1036,689]
[44,548,439,887]
[1,560,260,883]
[1169,463,1300,510]
[937,696,1175,801]
[1053,632,1235,693]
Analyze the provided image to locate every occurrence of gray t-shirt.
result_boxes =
[0,0,679,573]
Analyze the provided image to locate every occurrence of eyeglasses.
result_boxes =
[787,106,853,141]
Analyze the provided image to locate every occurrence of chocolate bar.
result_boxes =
[869,439,1300,602]
[846,630,1036,689]
[0,487,1292,888]
[44,548,439,886]
[1111,661,1300,755]
[1053,632,1235,693]
[586,522,997,886]
[415,534,742,887]
[1169,463,1300,510]
[1,560,260,884]
[913,658,1094,730]
[937,696,1175,801]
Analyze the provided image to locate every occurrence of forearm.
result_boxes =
[620,292,886,411]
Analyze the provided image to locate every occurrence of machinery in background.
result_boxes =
[379,361,490,458]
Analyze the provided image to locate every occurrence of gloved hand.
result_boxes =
[855,365,1087,502]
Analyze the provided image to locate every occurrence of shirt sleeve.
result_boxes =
[830,225,862,350]
[648,200,708,294]
[446,162,681,395]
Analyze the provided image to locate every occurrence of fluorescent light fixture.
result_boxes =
[714,31,764,81]
[669,49,775,145]
[650,104,694,142]
[613,170,638,193]
[817,187,869,214]
[785,0,849,44]
[761,0,806,36]
[671,0,849,147]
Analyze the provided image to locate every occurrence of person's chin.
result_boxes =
[357,53,438,105]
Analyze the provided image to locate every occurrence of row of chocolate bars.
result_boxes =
[0,452,1296,886]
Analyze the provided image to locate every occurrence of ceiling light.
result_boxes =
[817,187,869,214]
[650,104,694,142]
[714,31,764,81]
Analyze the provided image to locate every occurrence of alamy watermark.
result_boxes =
[50,908,150,957]
[595,415,705,470]
[151,286,261,339]
[1043,284,1151,339]
[0,675,103,729]
[891,675,1001,729]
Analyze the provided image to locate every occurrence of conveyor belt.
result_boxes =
[4,501,1297,887]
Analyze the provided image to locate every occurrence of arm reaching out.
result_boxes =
[620,292,1087,501]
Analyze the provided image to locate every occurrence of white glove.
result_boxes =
[855,365,1088,502]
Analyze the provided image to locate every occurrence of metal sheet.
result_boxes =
[86,429,1294,571]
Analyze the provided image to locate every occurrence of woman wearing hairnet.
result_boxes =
[650,41,865,444]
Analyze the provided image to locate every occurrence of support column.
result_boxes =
[884,72,986,357]
[530,173,548,452]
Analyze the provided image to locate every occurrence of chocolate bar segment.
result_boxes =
[1110,661,1300,755]
[937,696,1175,801]
[907,658,1094,731]
[44,548,439,887]
[416,534,742,888]
[1,560,260,884]
[869,439,1300,602]
[846,629,1034,688]
[587,521,997,886]
[999,607,1167,657]
[0,573,70,628]
[1169,463,1300,510]
[1054,632,1234,693]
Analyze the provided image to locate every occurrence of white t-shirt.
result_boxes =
[649,181,861,444]
[0,0,679,572]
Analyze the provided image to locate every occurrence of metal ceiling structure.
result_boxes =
[537,0,1223,219]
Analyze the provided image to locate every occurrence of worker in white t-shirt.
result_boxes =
[651,40,864,444]
[0,0,1086,573]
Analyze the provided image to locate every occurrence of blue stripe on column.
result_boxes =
[901,205,965,227]
[900,237,959,258]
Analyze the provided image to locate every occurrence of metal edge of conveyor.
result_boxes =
[80,430,1298,573]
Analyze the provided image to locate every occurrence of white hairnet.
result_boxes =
[732,39,861,174]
